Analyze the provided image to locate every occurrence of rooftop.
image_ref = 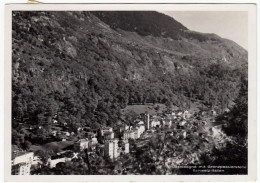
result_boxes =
[12,151,33,160]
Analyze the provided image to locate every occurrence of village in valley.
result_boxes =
[12,104,234,175]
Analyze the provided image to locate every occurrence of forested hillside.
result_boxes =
[12,11,248,148]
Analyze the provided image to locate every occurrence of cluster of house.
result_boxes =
[12,110,189,175]
[122,122,145,140]
[140,111,222,172]
[121,111,182,140]
[12,108,221,175]
[146,110,191,130]
[47,126,131,169]
[100,127,129,160]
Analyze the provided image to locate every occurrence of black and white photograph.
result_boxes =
[4,3,257,181]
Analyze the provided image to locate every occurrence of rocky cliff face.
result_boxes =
[12,11,247,127]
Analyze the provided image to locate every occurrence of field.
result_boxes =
[121,103,178,115]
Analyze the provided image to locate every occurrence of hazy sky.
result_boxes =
[163,11,248,50]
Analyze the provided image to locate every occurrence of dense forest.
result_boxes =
[12,11,248,150]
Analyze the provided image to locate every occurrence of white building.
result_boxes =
[12,152,34,166]
[12,163,31,175]
[124,127,142,140]
[47,157,71,168]
[123,140,130,154]
[104,140,114,159]
[47,150,75,168]
[123,130,130,140]
[12,152,34,175]
[75,139,89,151]
[122,131,129,140]
[137,121,144,125]
[138,125,145,134]
[183,110,189,119]
[124,126,144,139]
[151,120,161,128]
[113,139,119,159]
[183,131,187,139]
[133,128,139,139]
[130,130,135,139]
[101,127,113,136]
[104,131,114,140]
[104,139,119,160]
[31,156,42,166]
[89,137,98,150]
[124,125,131,130]
[129,130,135,139]
[91,137,98,144]
[177,111,183,116]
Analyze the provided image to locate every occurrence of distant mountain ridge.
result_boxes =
[92,11,247,66]
[91,11,188,38]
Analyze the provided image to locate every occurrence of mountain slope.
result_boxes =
[12,11,247,137]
